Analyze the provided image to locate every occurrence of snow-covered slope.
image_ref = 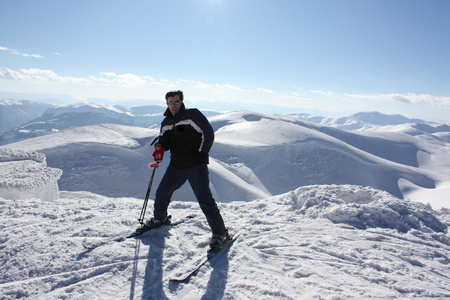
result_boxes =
[0,123,269,202]
[209,111,449,208]
[0,185,448,299]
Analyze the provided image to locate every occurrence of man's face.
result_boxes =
[166,95,182,116]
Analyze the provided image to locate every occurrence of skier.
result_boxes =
[148,90,229,249]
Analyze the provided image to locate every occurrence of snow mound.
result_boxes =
[0,149,62,201]
[282,185,447,233]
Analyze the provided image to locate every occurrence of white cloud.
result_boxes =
[7,65,446,111]
[0,67,24,80]
[195,81,212,89]
[212,83,244,91]
[0,66,250,97]
[0,45,43,58]
[150,79,176,88]
[22,53,44,58]
[185,80,245,92]
[99,72,117,77]
[12,49,43,58]
[178,79,212,89]
[310,89,335,96]
[0,67,91,84]
[279,94,316,103]
[0,68,192,91]
[258,88,276,94]
[307,88,450,108]
[94,72,154,88]
[344,93,450,108]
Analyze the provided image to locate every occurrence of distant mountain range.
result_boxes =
[2,99,448,144]
[0,99,223,145]
[0,99,53,132]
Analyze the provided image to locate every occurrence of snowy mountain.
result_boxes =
[297,111,431,131]
[1,109,449,210]
[0,99,52,132]
[0,102,167,145]
[209,111,450,209]
[2,99,446,144]
[1,100,449,208]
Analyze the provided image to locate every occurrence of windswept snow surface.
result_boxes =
[1,185,449,299]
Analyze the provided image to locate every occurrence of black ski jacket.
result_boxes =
[157,103,214,169]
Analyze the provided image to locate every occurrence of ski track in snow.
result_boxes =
[1,186,449,300]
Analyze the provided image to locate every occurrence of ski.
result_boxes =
[82,215,194,250]
[169,230,242,282]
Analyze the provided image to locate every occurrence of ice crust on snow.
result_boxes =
[0,149,62,201]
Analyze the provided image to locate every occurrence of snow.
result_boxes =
[0,186,448,299]
[215,118,324,147]
[2,124,159,151]
[0,149,62,202]
[1,103,450,299]
[53,102,133,116]
[401,179,450,210]
[0,99,52,132]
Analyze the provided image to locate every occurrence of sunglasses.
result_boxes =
[167,100,182,105]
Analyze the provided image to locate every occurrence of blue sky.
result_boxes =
[1,0,449,123]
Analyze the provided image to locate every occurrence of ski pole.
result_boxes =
[138,166,157,226]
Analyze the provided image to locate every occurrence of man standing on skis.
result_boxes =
[148,90,229,249]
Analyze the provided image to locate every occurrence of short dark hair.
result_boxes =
[165,90,184,101]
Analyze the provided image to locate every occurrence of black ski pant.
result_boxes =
[153,163,226,235]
